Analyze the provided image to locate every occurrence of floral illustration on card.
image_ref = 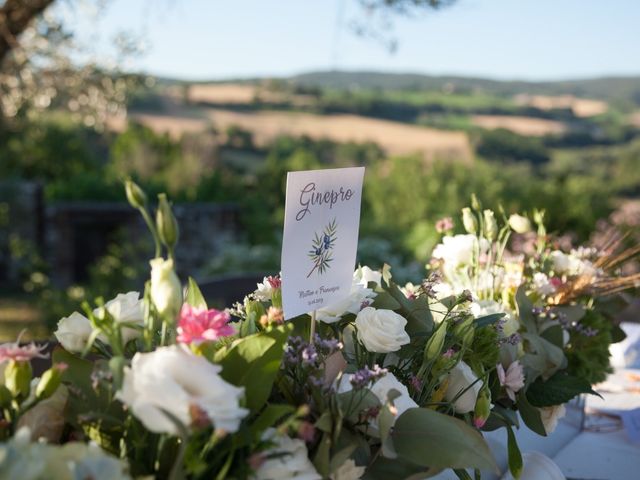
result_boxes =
[307,218,338,278]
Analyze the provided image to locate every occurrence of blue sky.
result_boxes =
[64,0,640,81]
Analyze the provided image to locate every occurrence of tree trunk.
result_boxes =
[0,0,56,67]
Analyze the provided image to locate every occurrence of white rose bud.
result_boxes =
[461,207,477,234]
[444,360,482,413]
[54,312,93,353]
[355,307,410,353]
[150,257,182,322]
[508,214,532,234]
[483,209,498,241]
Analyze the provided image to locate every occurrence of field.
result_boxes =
[130,104,473,161]
[513,94,608,117]
[470,114,567,136]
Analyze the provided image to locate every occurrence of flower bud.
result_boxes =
[461,207,477,234]
[474,388,492,428]
[125,179,147,210]
[453,314,475,348]
[35,363,67,400]
[245,299,266,320]
[483,210,498,241]
[508,214,531,234]
[150,257,183,322]
[471,194,481,211]
[0,385,12,407]
[271,287,283,309]
[156,194,179,250]
[5,360,32,399]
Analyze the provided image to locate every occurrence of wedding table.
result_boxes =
[431,322,640,480]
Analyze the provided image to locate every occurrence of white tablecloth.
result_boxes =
[431,322,640,480]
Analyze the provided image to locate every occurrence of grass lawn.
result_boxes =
[0,295,49,342]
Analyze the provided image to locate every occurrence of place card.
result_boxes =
[281,167,365,319]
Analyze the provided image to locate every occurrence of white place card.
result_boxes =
[281,167,365,319]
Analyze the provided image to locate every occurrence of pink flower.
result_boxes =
[435,217,454,233]
[266,275,281,289]
[497,361,525,401]
[177,304,235,345]
[0,334,48,363]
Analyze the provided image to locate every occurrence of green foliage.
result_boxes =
[391,408,497,472]
[0,116,103,181]
[565,309,614,385]
[216,325,292,411]
[526,372,600,407]
[476,128,549,165]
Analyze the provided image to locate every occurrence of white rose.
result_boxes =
[54,311,93,353]
[315,274,376,324]
[336,371,418,430]
[550,251,571,274]
[331,459,365,480]
[369,373,418,419]
[116,346,247,435]
[252,429,320,480]
[508,214,532,233]
[532,272,556,296]
[150,257,182,321]
[103,292,144,344]
[432,234,490,268]
[355,307,410,353]
[539,404,566,434]
[444,360,481,414]
[354,266,382,288]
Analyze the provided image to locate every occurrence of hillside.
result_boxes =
[291,71,640,105]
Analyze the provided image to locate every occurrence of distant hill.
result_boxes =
[290,70,640,105]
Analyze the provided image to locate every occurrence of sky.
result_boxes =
[63,0,640,81]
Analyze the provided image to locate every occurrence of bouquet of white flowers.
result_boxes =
[0,184,636,480]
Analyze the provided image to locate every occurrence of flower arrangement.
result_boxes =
[0,184,637,480]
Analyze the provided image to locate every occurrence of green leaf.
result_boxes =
[250,404,295,439]
[473,313,505,329]
[521,333,566,382]
[516,392,546,436]
[186,277,207,309]
[371,291,401,310]
[313,432,331,477]
[217,325,291,410]
[611,324,627,344]
[482,405,519,431]
[506,426,523,479]
[515,286,537,333]
[392,408,497,472]
[337,389,381,422]
[540,324,564,349]
[551,305,585,324]
[383,281,433,335]
[364,456,437,480]
[526,372,601,407]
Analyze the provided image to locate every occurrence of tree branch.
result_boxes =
[0,0,56,67]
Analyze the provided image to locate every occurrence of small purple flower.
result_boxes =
[301,345,318,366]
[350,364,388,389]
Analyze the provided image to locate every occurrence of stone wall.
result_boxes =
[0,181,44,287]
[1,181,242,289]
[46,202,242,287]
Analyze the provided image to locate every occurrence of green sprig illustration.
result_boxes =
[307,218,338,278]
